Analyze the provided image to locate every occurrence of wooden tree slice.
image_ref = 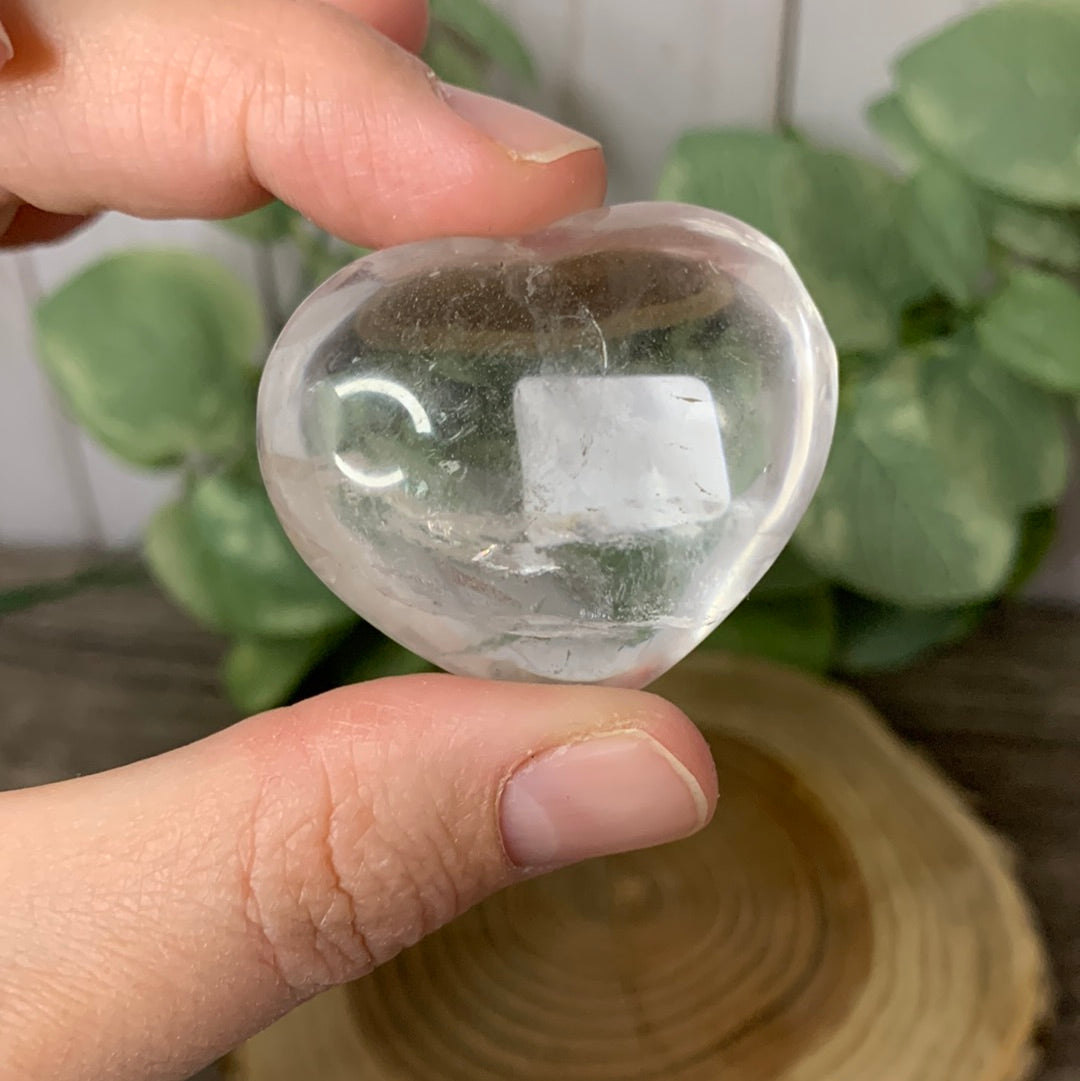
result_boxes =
[225,653,1049,1081]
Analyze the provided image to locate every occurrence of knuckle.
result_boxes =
[235,734,476,994]
[160,34,257,169]
[236,763,376,994]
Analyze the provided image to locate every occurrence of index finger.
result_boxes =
[0,0,605,248]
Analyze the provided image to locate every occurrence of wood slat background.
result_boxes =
[3,0,1078,598]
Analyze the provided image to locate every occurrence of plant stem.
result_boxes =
[0,561,149,617]
[255,246,288,339]
[289,219,334,296]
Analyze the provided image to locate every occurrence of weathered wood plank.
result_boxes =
[854,606,1080,745]
[856,614,1080,1079]
[0,548,235,787]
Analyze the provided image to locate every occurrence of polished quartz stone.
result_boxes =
[257,202,837,688]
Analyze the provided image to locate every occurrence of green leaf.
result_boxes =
[144,471,353,636]
[783,148,929,350]
[701,590,836,674]
[658,130,928,351]
[422,28,488,90]
[35,251,261,468]
[976,268,1080,392]
[339,635,436,683]
[794,355,1020,607]
[895,0,1080,206]
[866,93,937,173]
[223,631,348,714]
[219,201,299,243]
[921,337,1068,512]
[899,294,965,347]
[989,200,1080,273]
[1008,505,1059,593]
[289,625,434,698]
[834,593,984,674]
[750,546,827,599]
[289,223,370,294]
[903,164,988,306]
[307,243,370,286]
[658,129,797,246]
[898,298,963,349]
[143,501,224,628]
[428,0,536,85]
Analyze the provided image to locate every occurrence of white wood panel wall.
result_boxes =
[789,0,993,154]
[0,259,94,544]
[1,0,1078,599]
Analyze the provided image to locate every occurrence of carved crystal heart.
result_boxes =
[257,202,837,688]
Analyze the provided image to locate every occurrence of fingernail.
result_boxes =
[500,731,708,868]
[438,84,600,165]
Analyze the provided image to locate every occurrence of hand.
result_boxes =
[0,0,606,247]
[0,3,718,1079]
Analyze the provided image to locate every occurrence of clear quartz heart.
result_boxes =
[257,202,837,688]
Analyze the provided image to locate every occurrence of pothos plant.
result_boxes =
[24,0,1080,712]
[661,0,1080,675]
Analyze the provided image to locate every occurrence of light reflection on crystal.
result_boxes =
[327,374,433,490]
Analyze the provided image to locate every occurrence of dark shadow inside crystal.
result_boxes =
[352,248,733,353]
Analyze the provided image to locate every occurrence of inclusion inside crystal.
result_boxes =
[257,202,837,688]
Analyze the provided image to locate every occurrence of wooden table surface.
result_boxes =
[2,548,1078,1080]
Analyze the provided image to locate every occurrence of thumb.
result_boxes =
[0,676,716,1081]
